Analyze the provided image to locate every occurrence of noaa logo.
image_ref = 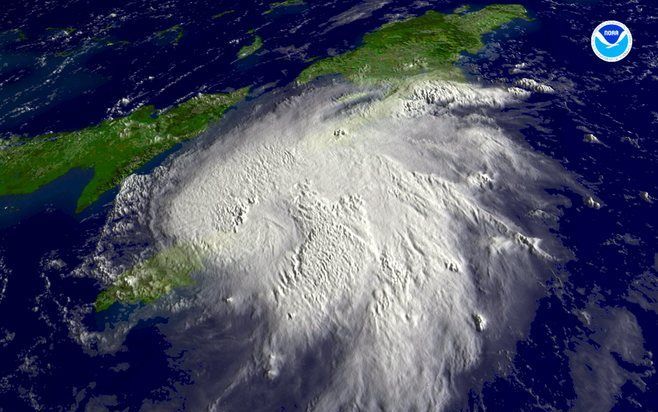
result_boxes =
[591,20,632,62]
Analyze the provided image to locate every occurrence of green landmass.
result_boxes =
[212,10,235,19]
[105,39,132,48]
[54,50,74,58]
[1,29,27,42]
[454,5,472,14]
[237,35,263,59]
[155,24,184,45]
[297,4,529,84]
[0,88,248,212]
[94,245,203,312]
[46,27,76,36]
[264,0,305,15]
[2,3,530,311]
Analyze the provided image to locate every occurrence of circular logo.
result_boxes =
[591,20,633,62]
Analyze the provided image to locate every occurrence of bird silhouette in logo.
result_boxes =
[592,26,630,59]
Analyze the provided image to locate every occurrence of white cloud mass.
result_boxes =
[91,77,583,410]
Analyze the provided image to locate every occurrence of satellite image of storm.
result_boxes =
[0,0,657,410]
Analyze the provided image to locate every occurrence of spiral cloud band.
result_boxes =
[95,78,582,410]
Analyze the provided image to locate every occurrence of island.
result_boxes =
[94,245,202,312]
[264,0,305,15]
[237,35,263,59]
[212,10,235,20]
[155,24,184,45]
[297,4,529,84]
[0,88,248,212]
[89,4,530,311]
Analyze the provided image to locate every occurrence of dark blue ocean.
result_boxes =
[0,0,656,410]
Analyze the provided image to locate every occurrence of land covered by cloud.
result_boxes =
[89,77,583,410]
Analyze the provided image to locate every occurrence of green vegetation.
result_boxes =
[264,0,305,15]
[1,29,27,42]
[0,88,248,211]
[54,50,74,57]
[1,3,531,311]
[155,24,184,45]
[105,39,132,48]
[94,245,203,311]
[237,35,263,59]
[297,4,529,84]
[46,27,76,36]
[212,10,235,19]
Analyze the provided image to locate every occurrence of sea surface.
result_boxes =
[0,0,656,410]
